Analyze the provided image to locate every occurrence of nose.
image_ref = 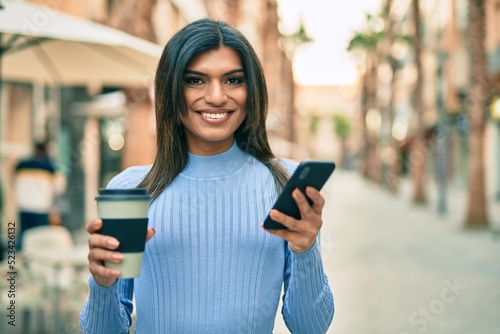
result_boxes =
[204,82,227,105]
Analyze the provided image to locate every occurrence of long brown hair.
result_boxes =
[138,18,289,200]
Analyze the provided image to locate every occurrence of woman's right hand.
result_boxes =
[85,218,155,287]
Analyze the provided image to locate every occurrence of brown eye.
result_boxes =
[227,77,246,85]
[184,77,204,85]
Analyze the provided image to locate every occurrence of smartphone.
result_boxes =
[263,160,336,230]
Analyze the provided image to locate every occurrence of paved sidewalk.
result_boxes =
[273,171,500,334]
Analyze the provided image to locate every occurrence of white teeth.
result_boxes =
[201,112,229,119]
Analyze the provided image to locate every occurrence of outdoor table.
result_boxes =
[22,244,89,333]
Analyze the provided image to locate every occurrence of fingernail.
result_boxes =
[107,239,119,248]
[112,253,123,262]
[110,269,121,277]
[271,210,283,219]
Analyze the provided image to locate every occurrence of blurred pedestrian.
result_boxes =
[80,18,334,333]
[14,141,65,250]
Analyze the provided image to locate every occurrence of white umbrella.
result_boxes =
[0,0,163,86]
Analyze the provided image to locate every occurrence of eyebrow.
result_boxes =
[184,68,246,76]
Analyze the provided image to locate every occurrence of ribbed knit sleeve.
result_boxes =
[275,158,335,333]
[282,240,334,333]
[80,278,134,334]
[80,168,143,334]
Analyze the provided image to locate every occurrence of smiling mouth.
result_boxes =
[199,111,232,119]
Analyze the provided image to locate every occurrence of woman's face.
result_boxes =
[181,46,247,155]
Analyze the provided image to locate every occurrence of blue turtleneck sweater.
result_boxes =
[80,142,334,333]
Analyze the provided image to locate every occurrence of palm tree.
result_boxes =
[382,0,404,193]
[410,0,427,204]
[347,16,384,181]
[384,0,399,193]
[464,0,489,227]
[271,17,312,157]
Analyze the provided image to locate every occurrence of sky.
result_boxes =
[277,0,382,86]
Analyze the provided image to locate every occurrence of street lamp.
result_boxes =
[491,96,500,201]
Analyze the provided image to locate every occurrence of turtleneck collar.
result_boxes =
[180,141,250,179]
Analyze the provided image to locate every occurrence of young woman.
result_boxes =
[80,18,334,333]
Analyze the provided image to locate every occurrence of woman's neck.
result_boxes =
[180,141,249,179]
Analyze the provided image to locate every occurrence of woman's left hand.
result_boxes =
[262,186,325,253]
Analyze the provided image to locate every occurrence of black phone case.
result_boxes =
[263,160,336,229]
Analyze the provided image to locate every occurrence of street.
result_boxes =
[274,171,500,334]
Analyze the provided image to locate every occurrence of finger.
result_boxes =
[269,207,321,238]
[261,224,314,253]
[85,218,103,234]
[87,246,122,287]
[88,247,124,264]
[89,248,123,264]
[269,209,299,231]
[88,260,121,280]
[305,186,325,214]
[146,228,156,242]
[292,188,315,218]
[88,233,120,250]
[261,223,296,239]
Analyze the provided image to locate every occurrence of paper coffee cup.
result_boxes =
[95,188,150,278]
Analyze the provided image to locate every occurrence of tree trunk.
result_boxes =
[360,71,370,178]
[387,67,401,192]
[385,0,400,193]
[262,0,295,157]
[365,50,380,182]
[465,0,489,228]
[411,0,427,204]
